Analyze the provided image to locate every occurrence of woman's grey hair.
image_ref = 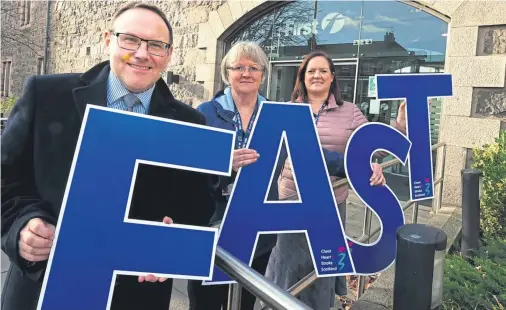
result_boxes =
[220,41,270,85]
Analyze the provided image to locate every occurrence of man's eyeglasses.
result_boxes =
[227,65,264,74]
[111,32,171,57]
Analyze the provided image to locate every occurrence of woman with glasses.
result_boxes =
[187,41,283,310]
[264,51,406,310]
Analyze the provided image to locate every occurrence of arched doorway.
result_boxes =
[223,0,449,184]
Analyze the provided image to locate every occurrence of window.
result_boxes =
[20,0,31,27]
[37,57,44,75]
[2,61,12,97]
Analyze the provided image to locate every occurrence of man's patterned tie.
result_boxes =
[123,93,141,112]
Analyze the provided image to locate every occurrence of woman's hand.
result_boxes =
[370,163,386,186]
[396,101,406,130]
[233,149,259,172]
[396,100,433,132]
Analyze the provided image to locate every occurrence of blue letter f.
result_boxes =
[37,107,234,310]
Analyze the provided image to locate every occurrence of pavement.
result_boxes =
[1,173,433,309]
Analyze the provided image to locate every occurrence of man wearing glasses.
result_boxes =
[1,2,215,310]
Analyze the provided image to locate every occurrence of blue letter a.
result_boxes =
[208,102,353,284]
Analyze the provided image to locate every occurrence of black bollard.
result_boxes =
[393,224,447,310]
[461,169,482,258]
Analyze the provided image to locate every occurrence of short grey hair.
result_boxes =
[220,41,270,85]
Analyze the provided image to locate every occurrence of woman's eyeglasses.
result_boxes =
[227,65,264,74]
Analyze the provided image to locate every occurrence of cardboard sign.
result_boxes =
[206,103,411,283]
[375,74,453,201]
[207,73,453,283]
[37,106,235,310]
[38,74,453,306]
[207,102,355,284]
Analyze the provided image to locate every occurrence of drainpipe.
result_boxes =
[43,0,50,74]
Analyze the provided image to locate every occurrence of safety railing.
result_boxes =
[215,246,312,310]
[214,142,448,310]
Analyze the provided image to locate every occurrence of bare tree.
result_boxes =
[230,2,315,53]
[1,1,44,57]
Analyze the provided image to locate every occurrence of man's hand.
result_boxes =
[19,218,55,262]
[138,216,173,283]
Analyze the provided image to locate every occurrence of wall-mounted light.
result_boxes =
[166,71,179,85]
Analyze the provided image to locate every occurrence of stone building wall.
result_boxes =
[1,1,48,99]
[48,0,227,106]
[414,0,506,206]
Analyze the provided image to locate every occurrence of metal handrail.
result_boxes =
[258,197,439,310]
[213,142,447,309]
[278,141,447,202]
[212,142,447,230]
[215,246,312,310]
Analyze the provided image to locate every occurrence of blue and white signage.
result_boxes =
[37,74,452,308]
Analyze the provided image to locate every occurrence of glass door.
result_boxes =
[267,62,300,102]
[334,61,357,103]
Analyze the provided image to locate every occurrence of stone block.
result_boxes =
[446,56,506,87]
[203,81,216,100]
[227,0,244,21]
[186,7,209,25]
[452,1,506,27]
[196,64,215,82]
[478,25,506,56]
[239,1,256,13]
[206,46,218,64]
[442,86,473,117]
[472,86,506,118]
[173,33,183,48]
[442,174,462,206]
[431,0,464,17]
[80,46,87,57]
[218,3,235,30]
[419,0,436,6]
[183,49,201,67]
[197,22,216,49]
[447,26,478,57]
[169,49,182,67]
[439,115,501,149]
[444,145,467,176]
[208,10,225,38]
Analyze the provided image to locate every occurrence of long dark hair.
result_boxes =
[291,51,343,106]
